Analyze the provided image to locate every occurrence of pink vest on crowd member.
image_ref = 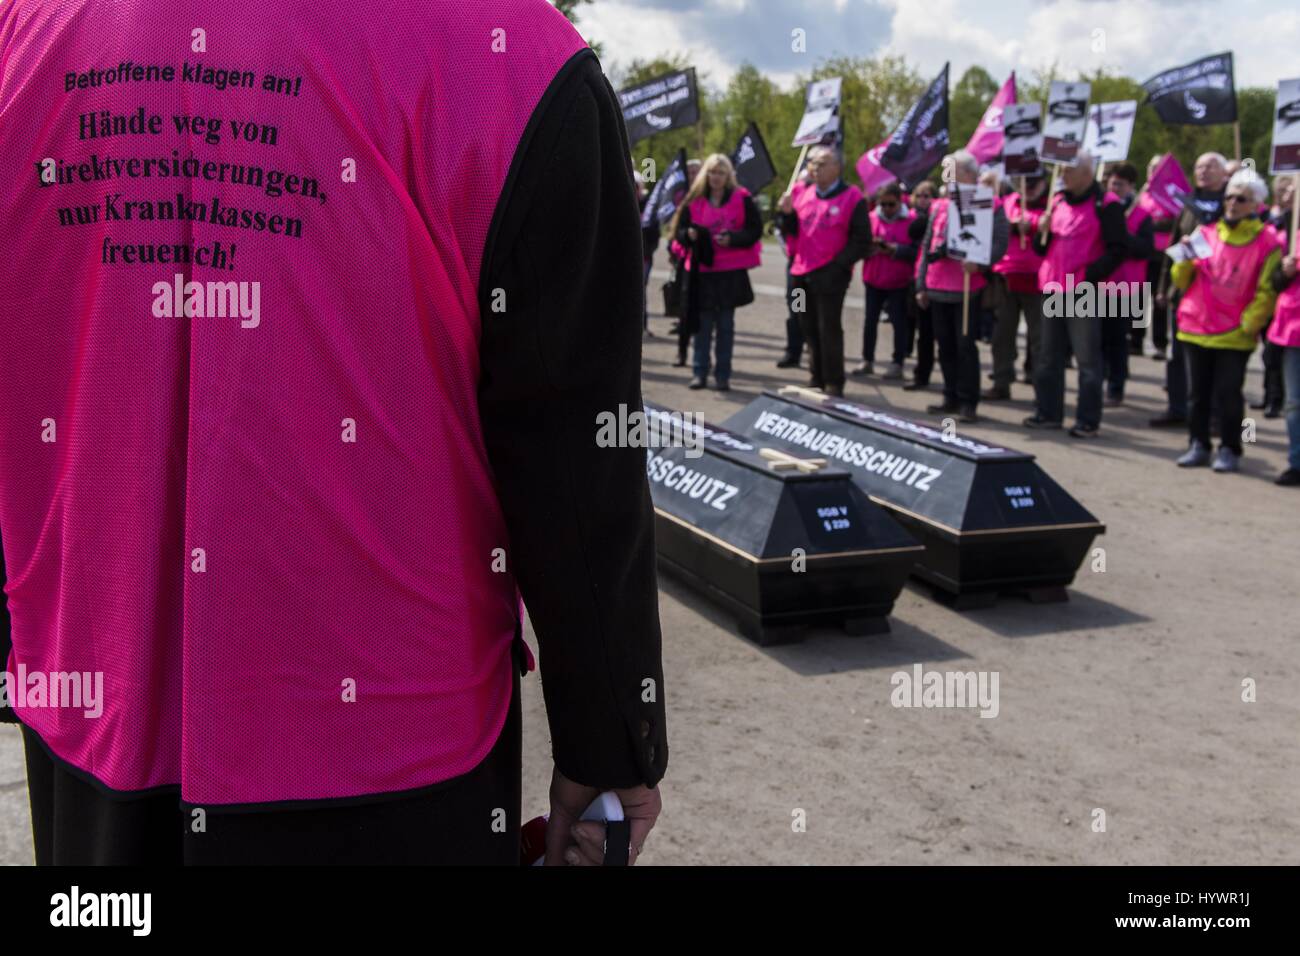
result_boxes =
[862,209,916,289]
[1270,270,1300,347]
[922,197,986,294]
[1177,225,1276,336]
[782,180,808,257]
[993,193,1045,276]
[0,0,586,805]
[1038,190,1122,290]
[1111,200,1153,287]
[684,187,761,273]
[1136,190,1173,251]
[791,183,864,276]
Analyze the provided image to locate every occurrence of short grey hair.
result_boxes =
[949,149,979,177]
[1227,168,1268,203]
[1075,152,1096,174]
[1197,152,1228,169]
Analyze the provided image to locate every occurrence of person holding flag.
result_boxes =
[1025,152,1128,437]
[915,149,1009,422]
[1102,162,1156,406]
[986,172,1049,400]
[1170,169,1282,472]
[670,154,763,391]
[778,145,871,397]
[854,183,918,379]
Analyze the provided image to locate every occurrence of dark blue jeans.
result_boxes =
[862,283,909,364]
[1284,346,1300,471]
[694,307,735,381]
[1102,316,1129,399]
[1037,309,1104,427]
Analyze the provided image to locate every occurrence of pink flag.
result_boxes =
[1146,153,1192,217]
[855,138,897,195]
[965,72,1017,165]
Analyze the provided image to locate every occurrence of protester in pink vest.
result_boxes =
[1170,169,1282,472]
[668,159,702,368]
[1025,153,1128,437]
[777,145,871,397]
[1268,198,1300,484]
[852,182,917,380]
[903,180,939,391]
[915,150,1009,422]
[775,173,813,369]
[669,154,763,392]
[1100,162,1156,406]
[0,0,666,866]
[1256,173,1297,421]
[1134,154,1178,359]
[987,174,1049,399]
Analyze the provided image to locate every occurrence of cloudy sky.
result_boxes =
[573,0,1298,91]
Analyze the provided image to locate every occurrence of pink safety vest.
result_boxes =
[923,197,985,294]
[1111,200,1153,287]
[0,0,586,804]
[1136,190,1173,252]
[1270,270,1300,347]
[684,187,761,273]
[993,193,1044,276]
[791,183,863,276]
[1177,225,1276,337]
[862,209,915,290]
[1038,190,1122,290]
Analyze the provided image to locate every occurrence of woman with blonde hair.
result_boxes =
[670,153,763,390]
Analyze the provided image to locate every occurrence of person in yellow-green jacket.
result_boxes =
[1171,169,1283,473]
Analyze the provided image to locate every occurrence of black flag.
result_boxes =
[641,149,689,227]
[618,69,700,146]
[731,122,776,194]
[881,63,950,189]
[1142,52,1237,126]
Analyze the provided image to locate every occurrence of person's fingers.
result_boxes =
[569,822,607,865]
[544,809,579,866]
[625,816,656,866]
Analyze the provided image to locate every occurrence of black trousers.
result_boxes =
[796,277,848,389]
[783,258,805,360]
[1184,342,1251,455]
[930,298,981,407]
[22,668,522,865]
[908,292,935,384]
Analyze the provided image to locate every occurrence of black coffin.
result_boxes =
[721,388,1105,608]
[642,402,923,645]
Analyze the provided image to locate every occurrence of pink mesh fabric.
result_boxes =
[0,0,586,803]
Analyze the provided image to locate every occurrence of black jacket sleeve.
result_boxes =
[476,49,666,790]
[1085,199,1131,283]
[724,194,763,248]
[832,196,871,273]
[777,208,799,238]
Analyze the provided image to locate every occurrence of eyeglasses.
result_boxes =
[879,200,899,209]
[1224,194,1253,203]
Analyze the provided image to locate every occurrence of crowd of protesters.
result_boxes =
[637,144,1299,486]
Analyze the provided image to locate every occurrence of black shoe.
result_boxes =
[1022,414,1062,430]
[1149,412,1185,427]
[823,384,844,397]
[958,404,979,423]
[806,378,824,391]
[687,376,706,390]
[1069,424,1100,439]
[926,401,960,414]
[1264,402,1282,419]
[672,354,686,368]
[713,379,730,392]
[981,386,1010,401]
[1275,468,1300,486]
[1249,398,1267,410]
[902,380,929,391]
[1104,394,1123,408]
[776,356,800,369]
[1128,343,1144,356]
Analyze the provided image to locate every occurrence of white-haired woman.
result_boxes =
[668,153,763,391]
[1171,169,1284,472]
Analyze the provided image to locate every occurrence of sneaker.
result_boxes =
[1149,412,1186,428]
[958,404,980,423]
[687,376,706,390]
[902,380,930,391]
[980,385,1010,401]
[775,355,800,369]
[1176,440,1211,467]
[1211,447,1240,473]
[1022,414,1063,430]
[882,362,904,380]
[1068,424,1099,439]
[713,379,730,392]
[851,361,874,377]
[1275,468,1300,486]
[926,401,960,414]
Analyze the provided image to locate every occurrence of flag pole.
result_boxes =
[1039,163,1060,240]
[962,269,971,338]
[1019,175,1028,250]
[1291,173,1299,257]
[785,143,810,196]
[1233,122,1242,162]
